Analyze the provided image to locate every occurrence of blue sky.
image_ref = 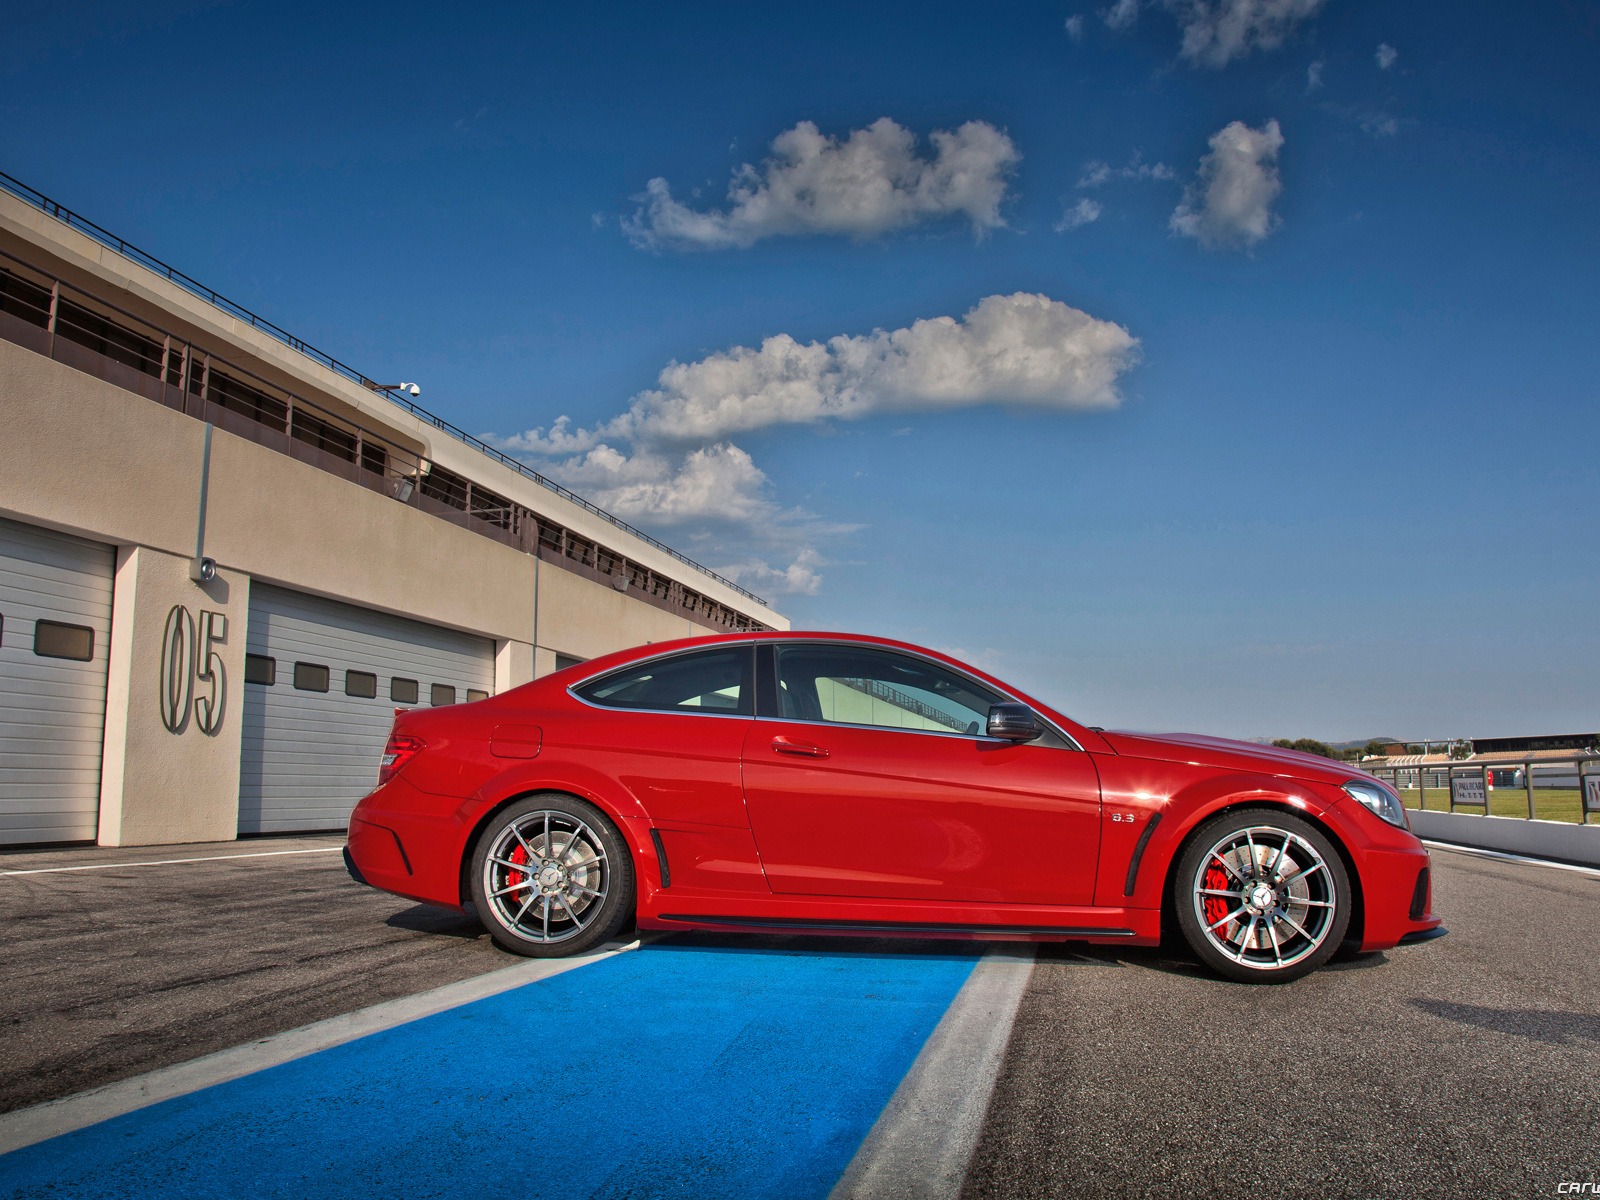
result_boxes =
[5,1,1597,741]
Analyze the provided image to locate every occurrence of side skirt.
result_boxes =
[654,914,1138,940]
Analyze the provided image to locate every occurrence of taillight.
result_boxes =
[378,733,426,786]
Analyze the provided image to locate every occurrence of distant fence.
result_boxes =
[1365,757,1599,825]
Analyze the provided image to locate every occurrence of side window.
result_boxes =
[772,646,1000,736]
[574,647,752,716]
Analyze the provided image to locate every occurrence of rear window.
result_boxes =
[574,647,752,716]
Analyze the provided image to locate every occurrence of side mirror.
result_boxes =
[987,702,1043,743]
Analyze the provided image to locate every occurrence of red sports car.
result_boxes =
[345,632,1443,982]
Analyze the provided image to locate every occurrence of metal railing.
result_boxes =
[0,170,766,607]
[0,248,768,633]
[1365,757,1599,824]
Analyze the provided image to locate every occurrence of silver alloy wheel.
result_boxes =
[1190,824,1338,972]
[481,810,609,944]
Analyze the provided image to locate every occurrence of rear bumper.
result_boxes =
[346,776,469,909]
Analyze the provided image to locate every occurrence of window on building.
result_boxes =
[345,670,378,699]
[290,408,359,463]
[430,683,457,707]
[574,648,751,716]
[245,654,276,685]
[554,653,586,672]
[391,677,419,704]
[293,662,330,692]
[34,620,94,662]
[419,464,469,510]
[466,689,489,703]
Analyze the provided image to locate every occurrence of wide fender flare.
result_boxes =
[1128,773,1345,909]
[451,757,657,901]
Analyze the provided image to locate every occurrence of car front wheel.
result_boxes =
[469,793,635,958]
[1174,809,1350,984]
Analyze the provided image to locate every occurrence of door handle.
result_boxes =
[771,736,830,759]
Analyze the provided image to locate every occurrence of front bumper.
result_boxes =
[1357,841,1444,951]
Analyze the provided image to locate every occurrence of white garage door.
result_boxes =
[0,517,115,845]
[239,584,496,834]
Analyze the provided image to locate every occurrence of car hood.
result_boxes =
[1100,730,1360,786]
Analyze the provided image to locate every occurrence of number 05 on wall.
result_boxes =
[160,604,227,735]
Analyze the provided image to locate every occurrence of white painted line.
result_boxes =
[0,938,644,1156]
[0,846,345,877]
[1424,840,1600,879]
[829,946,1035,1200]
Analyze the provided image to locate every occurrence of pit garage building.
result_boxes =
[0,175,787,848]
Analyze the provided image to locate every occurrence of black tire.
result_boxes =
[469,793,635,958]
[1173,808,1350,984]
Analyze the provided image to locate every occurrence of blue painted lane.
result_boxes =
[0,941,977,1200]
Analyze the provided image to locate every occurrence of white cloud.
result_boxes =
[497,295,1140,593]
[1103,0,1141,30]
[1065,14,1086,40]
[622,117,1020,250]
[1376,42,1398,70]
[1306,60,1324,92]
[505,293,1139,454]
[1361,110,1399,137]
[1170,118,1285,250]
[1078,153,1176,188]
[551,443,777,526]
[716,549,826,597]
[1169,0,1327,68]
[1055,197,1103,231]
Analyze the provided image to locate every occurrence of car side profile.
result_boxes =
[345,631,1443,982]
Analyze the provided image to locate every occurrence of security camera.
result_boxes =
[190,556,217,584]
[399,381,421,397]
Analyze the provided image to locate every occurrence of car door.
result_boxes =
[741,643,1102,905]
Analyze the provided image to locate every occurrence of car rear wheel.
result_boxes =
[1174,809,1350,984]
[469,793,635,958]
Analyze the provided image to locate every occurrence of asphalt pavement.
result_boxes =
[1,838,1596,1198]
[962,845,1600,1199]
[0,836,517,1113]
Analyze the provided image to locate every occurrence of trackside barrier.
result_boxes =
[1365,757,1599,823]
[1365,755,1600,867]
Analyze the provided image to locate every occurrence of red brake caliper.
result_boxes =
[1202,863,1233,929]
[507,843,529,894]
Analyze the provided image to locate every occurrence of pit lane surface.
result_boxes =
[961,845,1600,1199]
[0,841,1595,1198]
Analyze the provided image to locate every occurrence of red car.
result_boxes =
[345,632,1443,982]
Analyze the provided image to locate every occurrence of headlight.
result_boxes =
[1343,779,1408,828]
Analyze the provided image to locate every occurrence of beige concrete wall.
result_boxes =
[98,546,249,846]
[0,339,202,557]
[0,340,535,643]
[495,639,534,693]
[203,423,536,642]
[534,563,716,672]
[0,192,787,631]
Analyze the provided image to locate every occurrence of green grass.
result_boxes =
[1396,787,1593,824]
